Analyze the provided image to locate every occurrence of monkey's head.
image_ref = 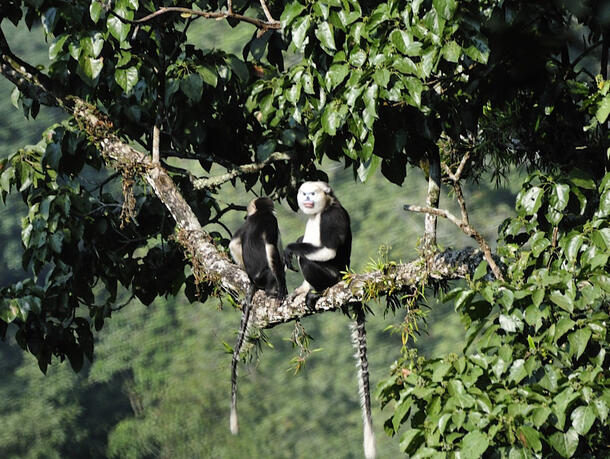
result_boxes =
[247,197,275,216]
[297,181,333,215]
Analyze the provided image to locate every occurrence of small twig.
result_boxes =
[259,0,275,23]
[152,123,160,163]
[442,151,471,224]
[404,204,504,281]
[112,294,136,312]
[423,151,441,248]
[112,6,281,30]
[192,152,291,190]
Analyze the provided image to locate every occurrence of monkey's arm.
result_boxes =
[264,227,288,299]
[229,227,245,268]
[285,241,337,262]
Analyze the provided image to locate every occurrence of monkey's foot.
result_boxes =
[305,291,321,310]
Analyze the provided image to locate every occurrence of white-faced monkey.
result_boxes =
[228,197,287,434]
[285,181,376,458]
[284,181,352,309]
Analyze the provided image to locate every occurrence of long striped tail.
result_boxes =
[230,287,254,435]
[351,308,376,459]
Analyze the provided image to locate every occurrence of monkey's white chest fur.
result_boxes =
[302,213,336,262]
[303,213,322,246]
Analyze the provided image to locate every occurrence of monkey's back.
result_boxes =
[241,212,280,287]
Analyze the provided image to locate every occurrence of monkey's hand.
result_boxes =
[283,244,299,272]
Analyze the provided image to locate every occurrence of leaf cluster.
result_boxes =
[378,170,610,457]
[0,123,202,373]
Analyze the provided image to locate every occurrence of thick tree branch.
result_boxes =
[192,152,291,190]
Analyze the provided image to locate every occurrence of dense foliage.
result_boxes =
[0,0,609,457]
[379,170,610,457]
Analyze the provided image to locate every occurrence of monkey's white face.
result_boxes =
[297,181,330,215]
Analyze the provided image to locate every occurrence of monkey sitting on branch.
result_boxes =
[228,197,287,435]
[285,181,376,459]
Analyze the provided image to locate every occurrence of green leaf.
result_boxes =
[549,429,579,458]
[256,140,276,161]
[362,83,378,128]
[549,290,573,313]
[49,34,69,60]
[394,56,418,75]
[115,66,138,93]
[49,231,63,253]
[0,299,20,323]
[559,233,584,263]
[81,32,104,58]
[431,361,452,382]
[107,7,132,43]
[591,274,610,293]
[499,314,522,333]
[357,155,380,182]
[532,406,551,427]
[325,63,349,90]
[198,65,218,87]
[180,73,203,102]
[315,21,336,51]
[399,428,421,452]
[90,0,103,23]
[10,86,20,109]
[508,359,527,383]
[550,183,570,211]
[593,399,609,423]
[598,189,610,217]
[292,16,311,50]
[531,288,544,307]
[596,93,610,123]
[591,228,610,250]
[447,380,475,408]
[442,40,461,62]
[567,328,591,360]
[405,77,424,107]
[473,260,488,281]
[464,37,489,64]
[433,0,457,20]
[517,425,542,452]
[459,430,489,458]
[517,186,543,215]
[554,317,575,342]
[281,2,306,28]
[350,48,367,67]
[569,171,595,189]
[421,49,438,78]
[571,405,596,435]
[321,101,348,135]
[454,289,475,311]
[78,55,104,83]
[42,7,57,34]
[392,398,412,431]
[227,56,249,83]
[372,68,390,88]
[390,30,422,56]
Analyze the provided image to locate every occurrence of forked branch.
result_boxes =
[404,204,504,281]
